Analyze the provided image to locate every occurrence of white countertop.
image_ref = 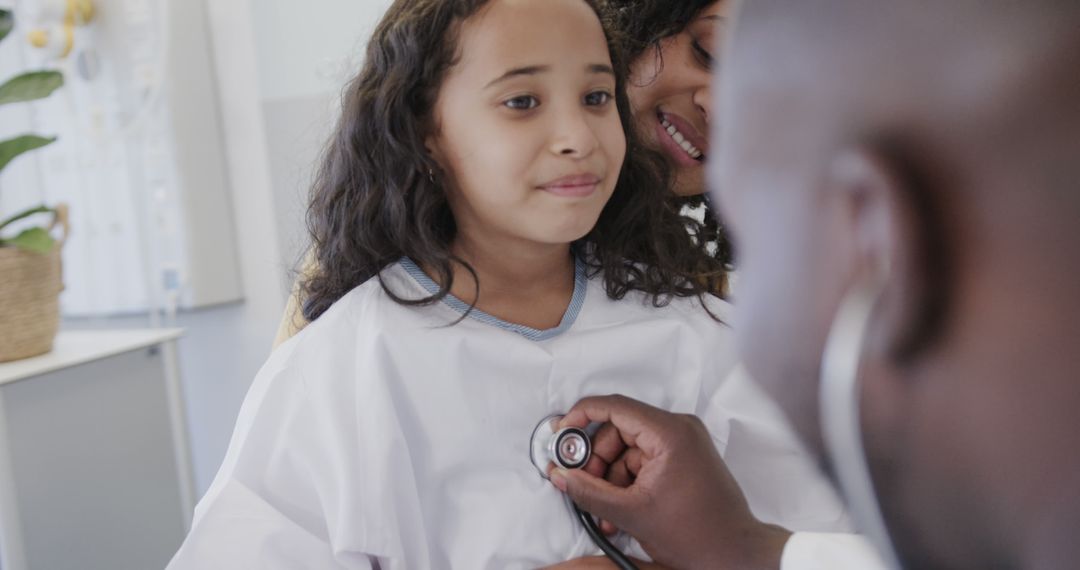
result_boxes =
[0,329,184,386]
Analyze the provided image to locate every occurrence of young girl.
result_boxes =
[170,0,840,567]
[271,0,733,347]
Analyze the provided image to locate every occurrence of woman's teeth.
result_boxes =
[660,116,703,160]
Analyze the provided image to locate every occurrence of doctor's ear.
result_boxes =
[828,143,950,364]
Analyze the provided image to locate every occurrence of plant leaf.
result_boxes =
[3,227,55,254]
[0,134,56,173]
[0,205,53,234]
[0,71,64,106]
[0,9,13,44]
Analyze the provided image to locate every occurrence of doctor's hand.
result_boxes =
[548,395,792,570]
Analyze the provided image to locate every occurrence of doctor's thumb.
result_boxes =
[551,468,632,524]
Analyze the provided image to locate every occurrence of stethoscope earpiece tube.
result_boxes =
[573,502,639,570]
[820,281,903,570]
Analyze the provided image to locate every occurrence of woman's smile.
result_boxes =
[655,110,708,167]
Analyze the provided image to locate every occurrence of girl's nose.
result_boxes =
[550,109,600,158]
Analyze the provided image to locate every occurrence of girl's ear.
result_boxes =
[424,111,445,164]
[424,136,439,161]
[424,132,452,188]
[424,132,446,169]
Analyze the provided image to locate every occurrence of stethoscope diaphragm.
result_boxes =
[528,413,638,569]
[530,414,592,478]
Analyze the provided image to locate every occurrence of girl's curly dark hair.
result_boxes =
[301,0,729,322]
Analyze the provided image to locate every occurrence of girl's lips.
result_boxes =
[539,174,602,197]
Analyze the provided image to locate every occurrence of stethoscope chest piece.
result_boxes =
[530,414,591,479]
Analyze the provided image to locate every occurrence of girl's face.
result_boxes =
[428,0,625,251]
[629,1,730,196]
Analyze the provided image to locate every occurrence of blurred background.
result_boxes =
[0,0,392,567]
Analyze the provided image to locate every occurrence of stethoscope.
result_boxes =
[530,415,640,570]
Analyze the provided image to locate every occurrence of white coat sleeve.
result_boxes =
[701,366,852,531]
[780,532,888,570]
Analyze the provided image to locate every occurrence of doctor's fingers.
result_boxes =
[606,447,644,488]
[586,422,630,477]
[599,518,620,537]
[550,467,647,528]
[558,395,674,456]
[596,447,644,536]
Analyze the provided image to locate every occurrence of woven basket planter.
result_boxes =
[0,206,67,363]
[0,245,63,363]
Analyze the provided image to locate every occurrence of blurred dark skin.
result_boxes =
[545,0,1080,569]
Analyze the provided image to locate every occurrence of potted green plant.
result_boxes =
[0,7,68,363]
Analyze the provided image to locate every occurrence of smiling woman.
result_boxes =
[611,0,728,197]
[608,0,735,284]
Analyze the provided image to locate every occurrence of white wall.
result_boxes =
[184,0,393,494]
[251,0,393,274]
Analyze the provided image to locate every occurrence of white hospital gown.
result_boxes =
[168,259,848,569]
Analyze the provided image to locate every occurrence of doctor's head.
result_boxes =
[713,0,1080,567]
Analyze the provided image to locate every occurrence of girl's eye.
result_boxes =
[504,95,539,110]
[584,90,613,106]
[691,40,715,70]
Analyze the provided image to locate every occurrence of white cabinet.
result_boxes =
[0,329,194,570]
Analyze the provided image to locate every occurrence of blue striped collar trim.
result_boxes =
[398,257,588,342]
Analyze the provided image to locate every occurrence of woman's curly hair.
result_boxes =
[301,0,729,322]
[607,0,720,62]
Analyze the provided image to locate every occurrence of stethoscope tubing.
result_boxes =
[573,502,639,570]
